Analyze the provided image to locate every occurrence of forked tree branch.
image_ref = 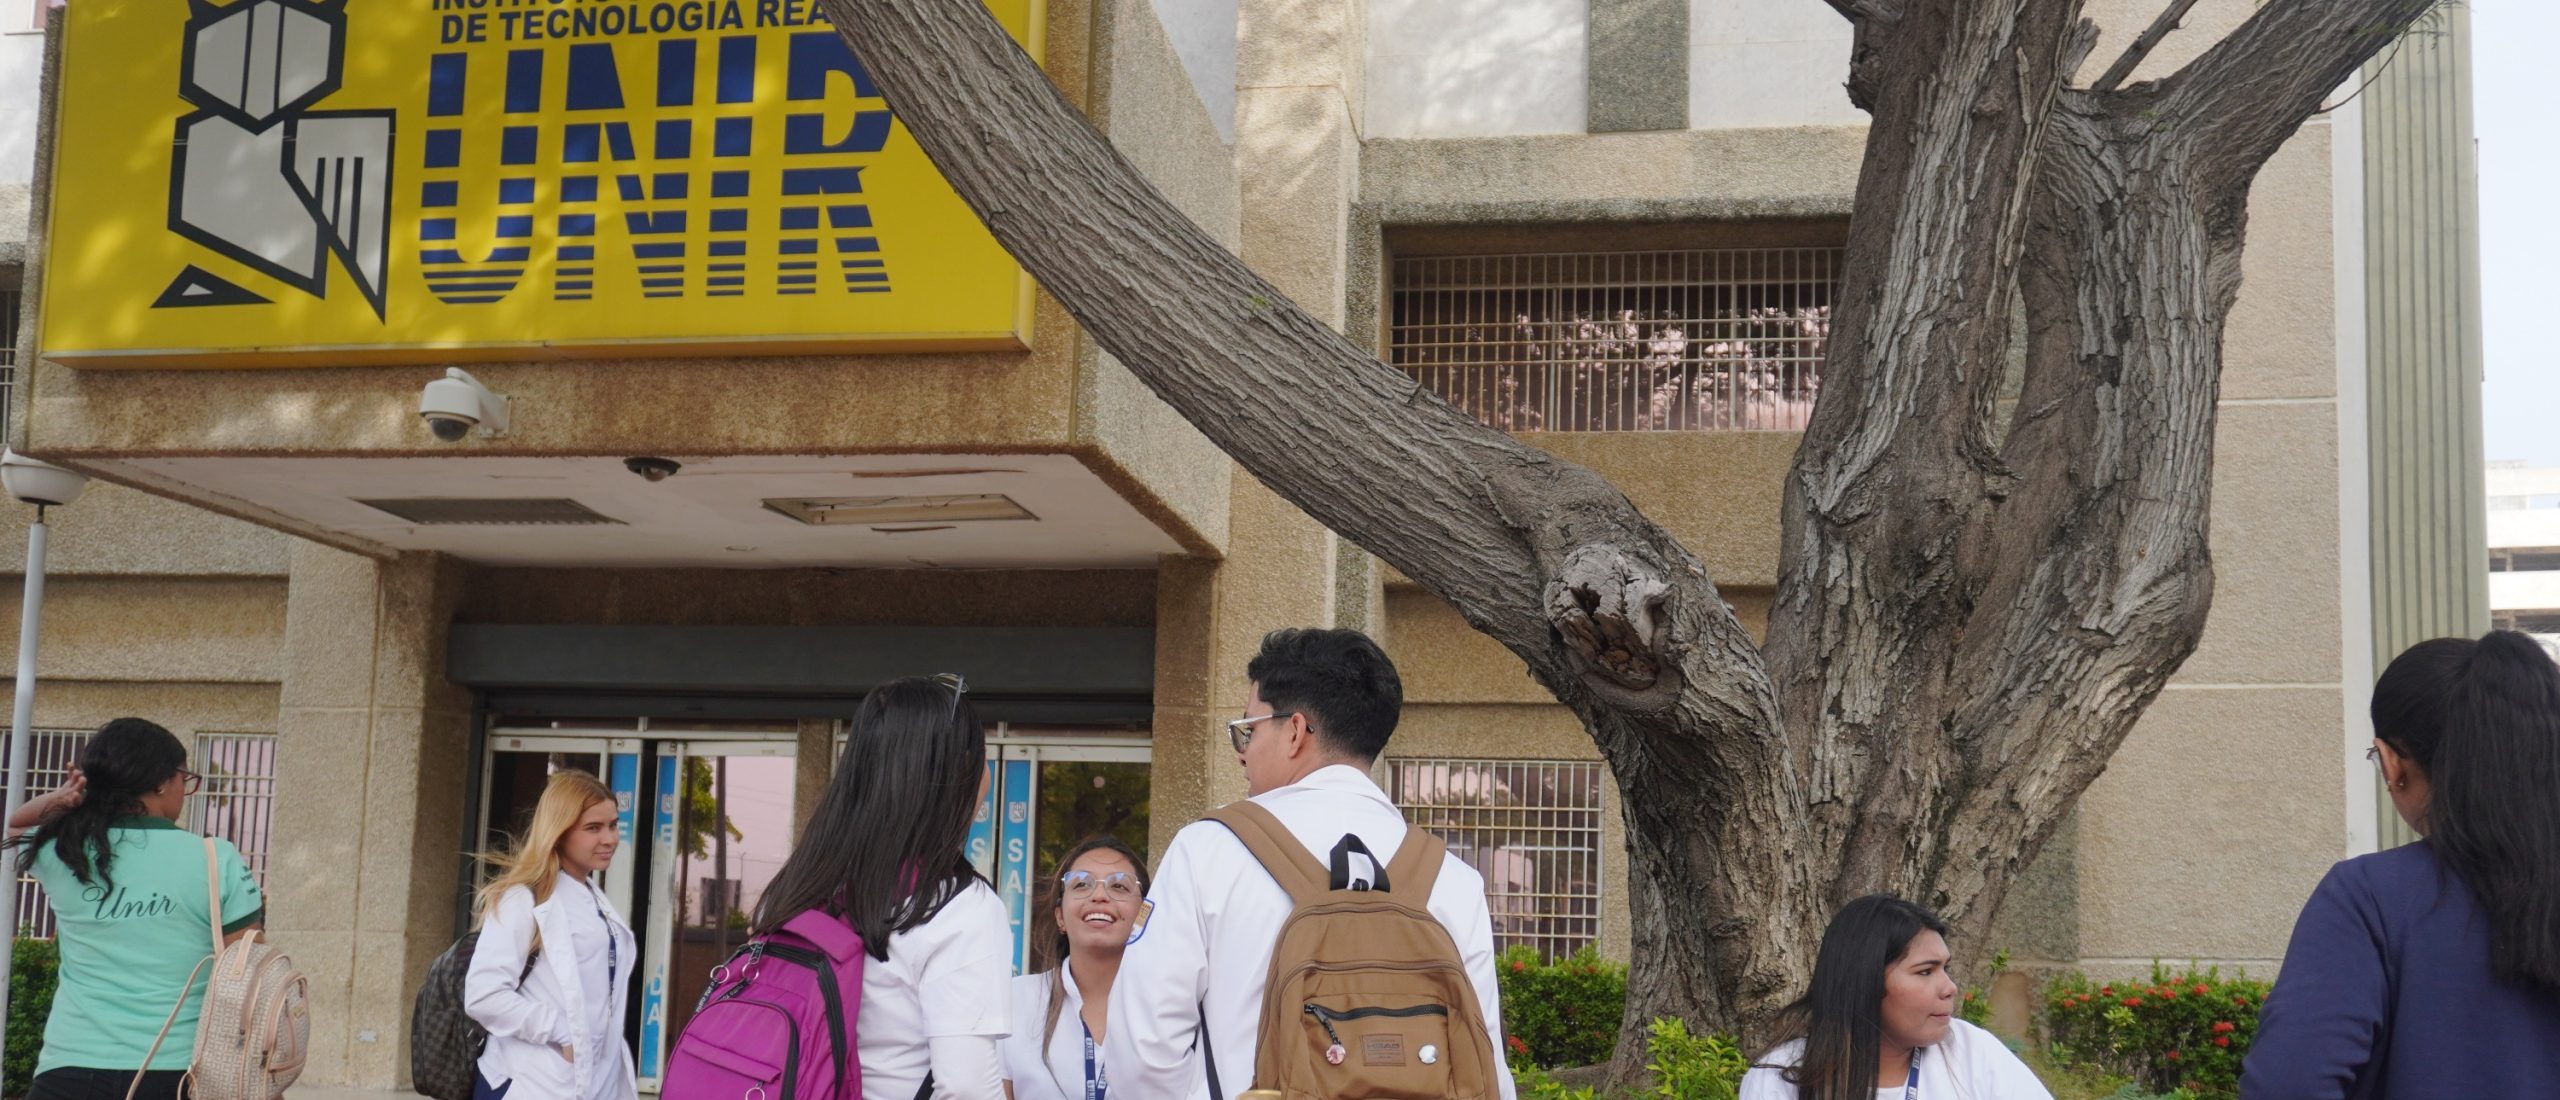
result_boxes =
[2090,0,2203,91]
[2159,0,2444,183]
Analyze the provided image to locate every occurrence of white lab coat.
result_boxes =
[465,877,639,1100]
[1740,1020,2054,1100]
[1102,765,1518,1100]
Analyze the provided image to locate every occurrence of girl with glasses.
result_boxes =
[755,674,1012,1100]
[2241,632,2560,1098]
[1002,837,1151,1100]
[5,718,264,1100]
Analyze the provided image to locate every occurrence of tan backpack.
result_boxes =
[128,837,310,1100]
[1205,801,1500,1100]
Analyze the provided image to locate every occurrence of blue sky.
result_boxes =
[2475,1,2555,466]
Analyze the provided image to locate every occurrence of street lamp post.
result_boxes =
[0,450,87,1049]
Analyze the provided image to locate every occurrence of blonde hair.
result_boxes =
[474,770,616,925]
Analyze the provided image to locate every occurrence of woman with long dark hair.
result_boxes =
[2241,631,2560,1097]
[5,718,263,1100]
[1000,836,1150,1100]
[1740,895,2049,1100]
[752,674,1010,1100]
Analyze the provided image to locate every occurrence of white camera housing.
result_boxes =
[420,368,509,442]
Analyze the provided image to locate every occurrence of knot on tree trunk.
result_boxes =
[1547,546,1674,693]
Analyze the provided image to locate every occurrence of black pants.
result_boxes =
[26,1067,189,1100]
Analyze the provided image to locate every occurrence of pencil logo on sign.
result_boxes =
[163,0,394,318]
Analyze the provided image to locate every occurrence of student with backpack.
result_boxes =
[1105,628,1517,1100]
[463,770,637,1100]
[5,718,275,1100]
[666,674,1011,1100]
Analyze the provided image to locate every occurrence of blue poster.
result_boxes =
[998,758,1034,972]
[967,759,999,879]
[636,755,681,1074]
[607,752,641,845]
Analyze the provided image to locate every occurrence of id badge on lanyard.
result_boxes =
[1083,1022,1106,1100]
[1903,1048,1922,1100]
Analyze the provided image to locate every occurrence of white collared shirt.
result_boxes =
[1001,965,1104,1100]
[1740,1020,2054,1100]
[1102,764,1518,1100]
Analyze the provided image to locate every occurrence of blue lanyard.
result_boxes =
[1903,1048,1921,1100]
[587,883,618,990]
[1082,1020,1105,1100]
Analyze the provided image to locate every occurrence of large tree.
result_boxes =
[817,0,2442,1069]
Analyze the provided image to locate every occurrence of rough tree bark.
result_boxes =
[816,0,2443,1073]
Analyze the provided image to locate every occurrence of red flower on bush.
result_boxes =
[2193,984,2210,995]
[2123,997,2144,1007]
[1507,1035,1530,1055]
[1510,960,1528,973]
[2215,1036,2232,1048]
[2166,1050,2182,1062]
[2213,1021,2237,1034]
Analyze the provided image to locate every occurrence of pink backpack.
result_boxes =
[662,909,903,1100]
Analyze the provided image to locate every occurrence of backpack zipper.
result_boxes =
[759,941,851,1092]
[1304,1003,1451,1022]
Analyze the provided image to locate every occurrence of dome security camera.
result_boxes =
[420,368,509,442]
[624,457,682,482]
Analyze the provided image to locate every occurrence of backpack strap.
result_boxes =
[1202,802,1328,906]
[201,836,225,956]
[1383,824,1447,904]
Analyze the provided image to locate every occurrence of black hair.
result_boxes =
[1764,894,1950,1100]
[7,718,189,889]
[1032,835,1151,1059]
[2371,630,2560,992]
[1245,628,1402,761]
[752,676,987,957]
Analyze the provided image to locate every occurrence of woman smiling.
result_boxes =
[1003,836,1151,1100]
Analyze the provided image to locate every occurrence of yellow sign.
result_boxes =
[41,0,1040,366]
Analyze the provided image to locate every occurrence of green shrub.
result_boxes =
[1639,1017,1749,1100]
[1957,949,2008,1029]
[7,938,60,1099]
[2043,964,2267,1100]
[1498,945,1630,1071]
[1512,1017,1750,1100]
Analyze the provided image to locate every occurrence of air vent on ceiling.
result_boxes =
[763,493,1037,527]
[356,498,624,526]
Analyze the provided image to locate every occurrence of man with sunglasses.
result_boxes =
[1103,628,1517,1100]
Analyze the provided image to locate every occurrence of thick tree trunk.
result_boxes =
[817,0,2444,1079]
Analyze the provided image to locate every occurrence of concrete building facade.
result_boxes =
[0,0,2481,1090]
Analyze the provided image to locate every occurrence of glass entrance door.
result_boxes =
[977,740,1151,972]
[633,739,798,1089]
[479,734,645,920]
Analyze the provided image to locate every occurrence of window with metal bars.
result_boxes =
[1386,758,1603,959]
[1388,248,1840,433]
[10,729,279,938]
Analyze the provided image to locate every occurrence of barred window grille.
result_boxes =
[1387,758,1604,959]
[1389,249,1840,433]
[11,730,279,937]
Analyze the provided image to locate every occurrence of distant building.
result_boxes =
[2489,463,2560,653]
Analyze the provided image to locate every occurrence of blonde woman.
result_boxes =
[464,771,637,1100]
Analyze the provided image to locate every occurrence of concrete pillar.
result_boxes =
[793,717,835,840]
[268,545,470,1089]
[1131,0,1367,861]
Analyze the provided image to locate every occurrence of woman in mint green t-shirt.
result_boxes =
[5,718,264,1100]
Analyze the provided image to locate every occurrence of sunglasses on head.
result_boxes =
[929,672,968,720]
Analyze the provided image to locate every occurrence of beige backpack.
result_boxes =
[128,837,310,1100]
[1205,801,1500,1100]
